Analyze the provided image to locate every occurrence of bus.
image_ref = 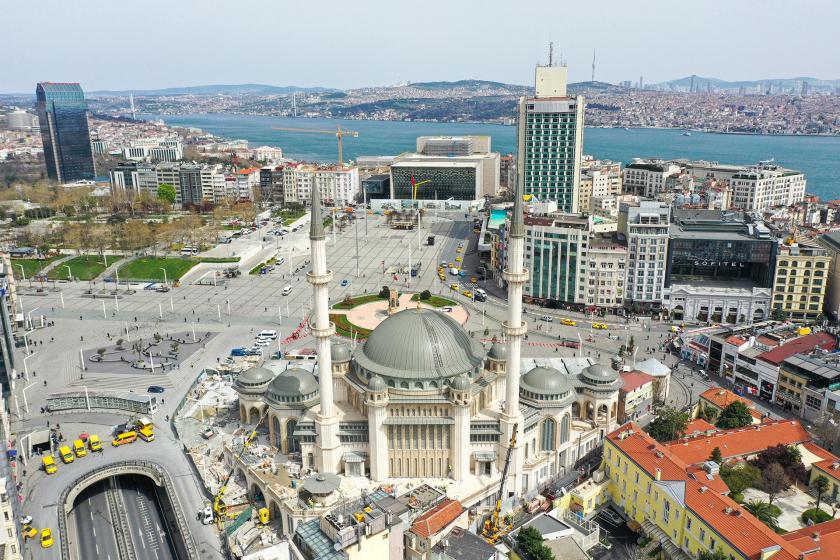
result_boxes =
[137,418,155,442]
[112,431,138,447]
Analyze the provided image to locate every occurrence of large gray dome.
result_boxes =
[521,367,570,394]
[266,367,319,406]
[582,363,620,385]
[331,342,351,363]
[234,366,274,395]
[487,342,507,361]
[354,309,485,384]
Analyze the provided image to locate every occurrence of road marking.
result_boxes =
[93,526,96,537]
[90,511,94,520]
[96,543,99,555]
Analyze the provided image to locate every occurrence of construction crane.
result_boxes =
[482,423,517,544]
[213,407,270,525]
[272,126,359,166]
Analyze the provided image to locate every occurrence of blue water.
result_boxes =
[148,113,840,201]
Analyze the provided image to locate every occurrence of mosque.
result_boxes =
[231,185,623,532]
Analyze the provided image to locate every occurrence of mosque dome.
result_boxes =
[582,363,620,385]
[266,367,319,406]
[234,366,274,395]
[353,309,484,389]
[451,374,470,392]
[487,342,508,361]
[368,375,386,392]
[331,342,351,363]
[521,366,572,395]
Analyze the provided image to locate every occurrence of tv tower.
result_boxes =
[129,93,136,120]
[591,49,596,83]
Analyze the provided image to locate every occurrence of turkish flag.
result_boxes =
[410,175,416,187]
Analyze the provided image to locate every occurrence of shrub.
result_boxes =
[720,463,762,494]
[419,289,431,300]
[378,285,390,298]
[802,508,832,525]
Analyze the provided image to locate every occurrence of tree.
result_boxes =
[157,183,177,205]
[812,412,840,453]
[697,405,718,424]
[715,401,753,430]
[698,550,728,560]
[744,500,780,531]
[720,463,762,495]
[709,447,723,464]
[762,463,790,505]
[646,405,690,443]
[752,444,807,483]
[771,307,787,321]
[814,475,831,510]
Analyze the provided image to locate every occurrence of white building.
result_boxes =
[587,236,628,310]
[123,138,183,162]
[618,201,670,308]
[0,478,21,559]
[253,145,284,163]
[622,160,682,198]
[580,158,622,213]
[315,166,360,207]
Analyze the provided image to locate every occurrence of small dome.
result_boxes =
[368,375,386,392]
[266,367,319,406]
[521,366,571,394]
[487,342,507,361]
[234,366,274,395]
[451,374,470,392]
[582,363,620,384]
[331,342,351,363]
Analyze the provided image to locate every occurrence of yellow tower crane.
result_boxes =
[272,126,359,166]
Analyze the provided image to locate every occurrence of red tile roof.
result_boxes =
[725,335,748,346]
[699,387,765,421]
[620,371,654,393]
[783,517,840,559]
[410,498,463,539]
[683,418,717,435]
[757,332,836,366]
[663,420,811,465]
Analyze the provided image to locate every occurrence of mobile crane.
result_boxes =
[482,423,517,544]
[213,408,270,525]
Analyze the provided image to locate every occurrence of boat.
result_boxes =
[683,131,692,136]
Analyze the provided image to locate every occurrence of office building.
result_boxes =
[772,238,830,321]
[618,201,670,310]
[517,64,584,211]
[664,211,775,324]
[361,174,390,200]
[622,160,683,198]
[35,82,96,183]
[776,350,840,421]
[5,109,37,130]
[123,138,183,162]
[259,166,285,205]
[178,164,203,207]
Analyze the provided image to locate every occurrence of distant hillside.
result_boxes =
[654,75,840,91]
[89,83,336,97]
[408,79,529,92]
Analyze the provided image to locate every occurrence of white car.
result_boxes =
[254,338,271,347]
[201,506,214,525]
[259,329,278,339]
[282,286,292,296]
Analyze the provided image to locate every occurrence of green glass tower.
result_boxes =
[36,82,96,183]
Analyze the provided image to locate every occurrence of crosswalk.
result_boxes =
[69,373,176,391]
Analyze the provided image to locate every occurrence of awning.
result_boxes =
[343,452,367,463]
[473,451,497,462]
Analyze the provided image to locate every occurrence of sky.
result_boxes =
[2,0,839,93]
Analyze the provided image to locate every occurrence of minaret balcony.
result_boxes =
[306,269,334,285]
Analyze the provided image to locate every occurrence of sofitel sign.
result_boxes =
[692,261,746,267]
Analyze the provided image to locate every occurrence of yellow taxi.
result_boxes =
[560,318,577,326]
[42,455,57,474]
[592,323,608,330]
[455,256,462,262]
[456,247,463,253]
[438,273,446,281]
[470,276,478,283]
[22,526,37,540]
[40,528,54,548]
[462,290,473,298]
[450,284,459,291]
[448,262,455,268]
[58,445,74,464]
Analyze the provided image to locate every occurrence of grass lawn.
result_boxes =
[10,257,61,280]
[48,254,121,281]
[272,207,307,223]
[117,257,199,281]
[332,293,387,310]
[330,314,373,339]
[410,293,457,307]
[199,256,240,263]
[249,257,277,275]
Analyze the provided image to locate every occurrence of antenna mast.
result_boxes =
[548,42,553,67]
[591,49,596,82]
[129,93,136,120]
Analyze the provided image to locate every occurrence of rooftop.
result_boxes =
[620,371,655,393]
[758,333,836,366]
[410,498,464,539]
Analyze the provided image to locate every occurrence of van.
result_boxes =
[474,288,487,298]
[73,439,87,458]
[112,431,138,447]
[282,286,292,296]
[180,246,199,256]
[136,418,155,442]
[88,434,103,452]
[59,445,75,464]
[259,330,278,339]
[42,455,57,474]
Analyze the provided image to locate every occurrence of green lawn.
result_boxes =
[249,257,277,275]
[410,293,457,307]
[199,256,240,263]
[48,254,120,281]
[332,294,387,310]
[272,207,307,224]
[330,314,373,339]
[10,257,60,280]
[116,257,199,281]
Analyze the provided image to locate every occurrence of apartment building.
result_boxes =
[580,158,621,212]
[622,160,682,198]
[772,238,831,321]
[775,351,840,421]
[816,231,840,319]
[315,166,360,207]
[587,235,627,310]
[618,201,670,309]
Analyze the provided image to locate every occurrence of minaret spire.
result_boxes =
[501,126,529,500]
[308,191,341,473]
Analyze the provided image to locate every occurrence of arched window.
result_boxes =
[541,418,556,451]
[561,414,570,444]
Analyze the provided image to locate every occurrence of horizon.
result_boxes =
[2,0,838,93]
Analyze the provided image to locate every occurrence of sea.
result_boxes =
[144,113,840,201]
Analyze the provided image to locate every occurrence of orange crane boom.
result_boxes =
[272,126,359,165]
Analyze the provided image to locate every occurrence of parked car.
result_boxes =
[340,279,349,287]
[540,315,554,322]
[259,330,278,339]
[230,347,248,357]
[254,338,271,347]
[147,385,165,393]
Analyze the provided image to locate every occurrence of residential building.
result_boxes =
[586,235,627,310]
[499,154,514,191]
[622,160,682,198]
[155,162,181,203]
[430,526,498,560]
[776,351,840,421]
[0,477,21,559]
[35,82,95,183]
[315,166,360,207]
[618,200,670,310]
[520,209,590,305]
[235,168,261,201]
[580,158,621,212]
[772,238,831,320]
[664,211,775,324]
[816,231,840,319]
[0,255,17,399]
[517,64,584,211]
[253,145,283,163]
[618,371,654,422]
[696,387,765,424]
[405,498,467,560]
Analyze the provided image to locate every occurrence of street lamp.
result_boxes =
[160,268,168,286]
[22,353,35,380]
[15,264,26,281]
[64,265,72,281]
[27,306,40,330]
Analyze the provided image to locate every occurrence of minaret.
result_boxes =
[308,193,341,473]
[500,137,529,498]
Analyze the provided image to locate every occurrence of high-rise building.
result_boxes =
[516,64,584,211]
[618,201,670,309]
[35,82,95,183]
[772,238,830,322]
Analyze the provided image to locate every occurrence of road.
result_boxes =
[70,480,120,560]
[117,474,177,560]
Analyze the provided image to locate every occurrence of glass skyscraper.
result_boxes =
[36,82,96,183]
